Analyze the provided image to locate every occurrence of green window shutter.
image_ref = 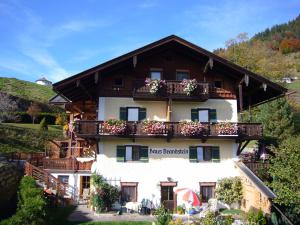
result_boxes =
[191,109,198,122]
[209,109,217,122]
[212,146,220,163]
[116,145,126,162]
[139,146,149,163]
[189,146,198,163]
[138,108,147,121]
[120,107,127,120]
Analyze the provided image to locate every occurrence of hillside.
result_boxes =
[0,77,55,103]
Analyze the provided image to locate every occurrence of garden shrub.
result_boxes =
[153,205,172,225]
[0,176,47,225]
[39,117,48,130]
[246,208,267,225]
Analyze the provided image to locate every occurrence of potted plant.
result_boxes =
[103,119,127,135]
[145,78,166,94]
[179,120,205,136]
[215,121,238,135]
[176,205,185,215]
[141,120,167,135]
[180,79,198,96]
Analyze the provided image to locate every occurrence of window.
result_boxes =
[189,146,220,162]
[200,182,216,202]
[58,175,69,184]
[176,71,189,81]
[160,182,177,211]
[114,78,123,87]
[191,109,217,122]
[214,80,223,88]
[150,71,162,80]
[121,182,138,202]
[117,145,148,162]
[80,176,90,195]
[127,108,139,121]
[120,107,146,121]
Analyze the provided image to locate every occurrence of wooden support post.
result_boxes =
[133,55,137,68]
[94,72,99,84]
[203,57,213,73]
[167,98,172,122]
[239,84,243,111]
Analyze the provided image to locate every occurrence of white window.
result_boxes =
[198,110,209,122]
[150,71,161,80]
[126,146,132,161]
[127,108,139,121]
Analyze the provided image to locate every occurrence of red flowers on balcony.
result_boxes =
[145,78,166,94]
[103,119,127,135]
[215,122,238,135]
[179,120,205,136]
[141,120,167,135]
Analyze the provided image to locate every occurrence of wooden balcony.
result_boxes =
[43,158,94,171]
[133,80,210,101]
[74,120,263,141]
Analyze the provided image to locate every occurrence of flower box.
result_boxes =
[145,78,166,94]
[179,120,205,136]
[103,119,127,135]
[141,120,167,135]
[215,122,238,135]
[180,79,198,96]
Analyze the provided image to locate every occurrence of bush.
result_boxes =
[246,208,267,225]
[215,177,243,207]
[55,113,67,126]
[39,118,48,130]
[15,112,57,124]
[154,205,172,225]
[200,211,217,225]
[1,176,47,225]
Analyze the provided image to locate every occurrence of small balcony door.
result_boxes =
[160,182,177,211]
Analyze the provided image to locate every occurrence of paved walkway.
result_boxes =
[68,205,155,222]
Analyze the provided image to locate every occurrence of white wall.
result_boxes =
[93,139,239,205]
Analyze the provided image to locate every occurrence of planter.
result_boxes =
[141,121,167,135]
[215,122,238,135]
[145,78,166,94]
[179,121,205,136]
[103,119,127,135]
[180,79,198,96]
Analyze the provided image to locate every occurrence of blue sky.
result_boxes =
[0,0,299,83]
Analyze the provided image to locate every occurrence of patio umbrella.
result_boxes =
[174,188,201,207]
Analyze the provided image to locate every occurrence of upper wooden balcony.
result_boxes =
[74,120,262,141]
[43,158,94,171]
[133,80,235,101]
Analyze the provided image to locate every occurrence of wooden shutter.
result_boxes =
[116,145,126,162]
[138,108,147,121]
[212,146,220,163]
[209,109,217,122]
[189,146,197,163]
[139,146,149,163]
[191,109,198,122]
[120,107,127,120]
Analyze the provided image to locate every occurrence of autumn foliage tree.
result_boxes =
[279,38,300,54]
[26,103,41,124]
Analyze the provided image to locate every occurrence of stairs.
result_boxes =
[24,162,77,202]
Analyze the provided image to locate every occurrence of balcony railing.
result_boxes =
[74,121,262,140]
[133,80,210,101]
[43,158,94,171]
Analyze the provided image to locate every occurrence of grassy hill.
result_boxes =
[0,77,55,103]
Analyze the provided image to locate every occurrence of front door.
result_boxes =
[160,182,177,211]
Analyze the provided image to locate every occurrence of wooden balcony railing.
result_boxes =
[43,158,94,171]
[133,80,210,101]
[75,121,263,140]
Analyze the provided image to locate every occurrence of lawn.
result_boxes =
[3,123,62,132]
[287,80,300,91]
[76,222,151,225]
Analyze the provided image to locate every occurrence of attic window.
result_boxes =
[214,80,223,88]
[114,78,123,87]
[176,71,189,81]
[150,70,162,80]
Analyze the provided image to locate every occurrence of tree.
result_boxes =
[256,98,294,142]
[26,103,41,124]
[269,136,300,223]
[0,93,18,122]
[215,177,243,207]
[39,117,48,130]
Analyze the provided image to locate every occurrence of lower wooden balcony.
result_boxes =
[43,158,94,171]
[74,121,262,141]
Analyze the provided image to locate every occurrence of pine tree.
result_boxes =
[256,98,294,142]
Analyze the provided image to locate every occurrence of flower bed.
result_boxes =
[179,120,205,136]
[215,122,238,135]
[180,79,197,96]
[145,78,166,94]
[103,119,127,135]
[141,120,167,135]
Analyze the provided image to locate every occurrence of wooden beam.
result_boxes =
[244,74,249,86]
[203,57,213,73]
[237,140,250,155]
[78,83,94,100]
[133,55,137,68]
[239,84,243,111]
[76,79,80,87]
[94,72,99,84]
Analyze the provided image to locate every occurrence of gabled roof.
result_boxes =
[235,161,276,199]
[53,35,287,105]
[49,93,71,105]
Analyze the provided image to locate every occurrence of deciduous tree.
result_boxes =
[0,93,18,122]
[26,103,41,124]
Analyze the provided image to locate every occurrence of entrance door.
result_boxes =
[160,182,177,211]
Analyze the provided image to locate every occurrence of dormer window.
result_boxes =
[176,70,189,81]
[150,70,162,80]
[214,80,223,88]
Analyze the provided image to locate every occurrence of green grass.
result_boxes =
[220,209,243,215]
[76,222,152,225]
[0,77,55,103]
[3,123,62,132]
[287,80,300,91]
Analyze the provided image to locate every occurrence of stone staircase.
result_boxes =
[24,162,77,202]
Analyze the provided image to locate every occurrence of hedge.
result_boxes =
[16,112,57,124]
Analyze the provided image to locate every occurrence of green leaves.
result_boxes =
[215,177,243,206]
